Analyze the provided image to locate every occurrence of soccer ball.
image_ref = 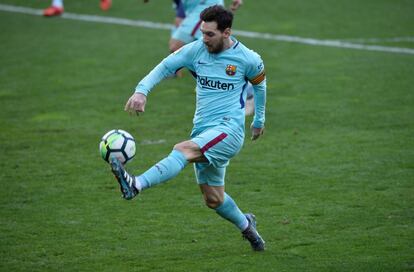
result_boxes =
[99,129,136,164]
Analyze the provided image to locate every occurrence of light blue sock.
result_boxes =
[215,193,249,231]
[136,150,188,190]
[52,0,63,8]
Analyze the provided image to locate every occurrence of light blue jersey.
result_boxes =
[136,37,266,134]
[135,37,266,184]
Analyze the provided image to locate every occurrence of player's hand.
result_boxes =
[229,0,243,12]
[251,124,264,141]
[125,92,147,116]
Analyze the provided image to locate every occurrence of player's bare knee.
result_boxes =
[173,141,203,162]
[169,44,180,53]
[173,142,192,153]
[203,193,224,209]
[169,39,184,52]
[205,197,223,209]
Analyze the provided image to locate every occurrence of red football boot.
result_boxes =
[100,0,112,11]
[43,6,64,17]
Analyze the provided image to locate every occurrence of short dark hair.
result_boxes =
[200,5,233,32]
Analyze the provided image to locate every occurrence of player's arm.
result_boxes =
[247,56,266,140]
[250,76,266,140]
[125,44,195,114]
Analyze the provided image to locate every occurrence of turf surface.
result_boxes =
[0,1,413,271]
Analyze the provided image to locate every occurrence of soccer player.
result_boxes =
[110,5,266,251]
[168,0,243,53]
[43,0,112,17]
[167,0,255,114]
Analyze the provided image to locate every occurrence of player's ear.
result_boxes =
[223,27,231,38]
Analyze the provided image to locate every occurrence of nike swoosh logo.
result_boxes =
[198,61,208,65]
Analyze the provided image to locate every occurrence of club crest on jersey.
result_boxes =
[225,64,237,76]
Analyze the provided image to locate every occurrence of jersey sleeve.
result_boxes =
[246,51,265,86]
[135,42,196,95]
[246,51,267,128]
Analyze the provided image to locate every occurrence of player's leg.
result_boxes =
[43,0,64,17]
[135,140,207,190]
[170,0,186,52]
[170,8,201,50]
[51,0,63,8]
[172,0,185,31]
[242,213,265,251]
[195,164,265,251]
[197,172,248,231]
[114,127,228,198]
[111,139,206,199]
[167,1,186,76]
[192,125,265,250]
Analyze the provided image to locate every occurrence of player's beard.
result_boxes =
[205,39,224,54]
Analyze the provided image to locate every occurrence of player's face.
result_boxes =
[200,21,228,53]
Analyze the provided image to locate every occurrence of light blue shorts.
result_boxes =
[191,124,244,186]
[171,6,203,43]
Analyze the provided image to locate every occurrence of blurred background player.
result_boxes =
[43,0,112,16]
[168,0,243,53]
[171,0,222,53]
[144,1,242,55]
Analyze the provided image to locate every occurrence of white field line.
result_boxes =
[1,3,414,56]
[232,30,414,55]
[140,139,167,145]
[337,37,414,43]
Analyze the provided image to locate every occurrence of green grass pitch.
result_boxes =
[0,0,413,271]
